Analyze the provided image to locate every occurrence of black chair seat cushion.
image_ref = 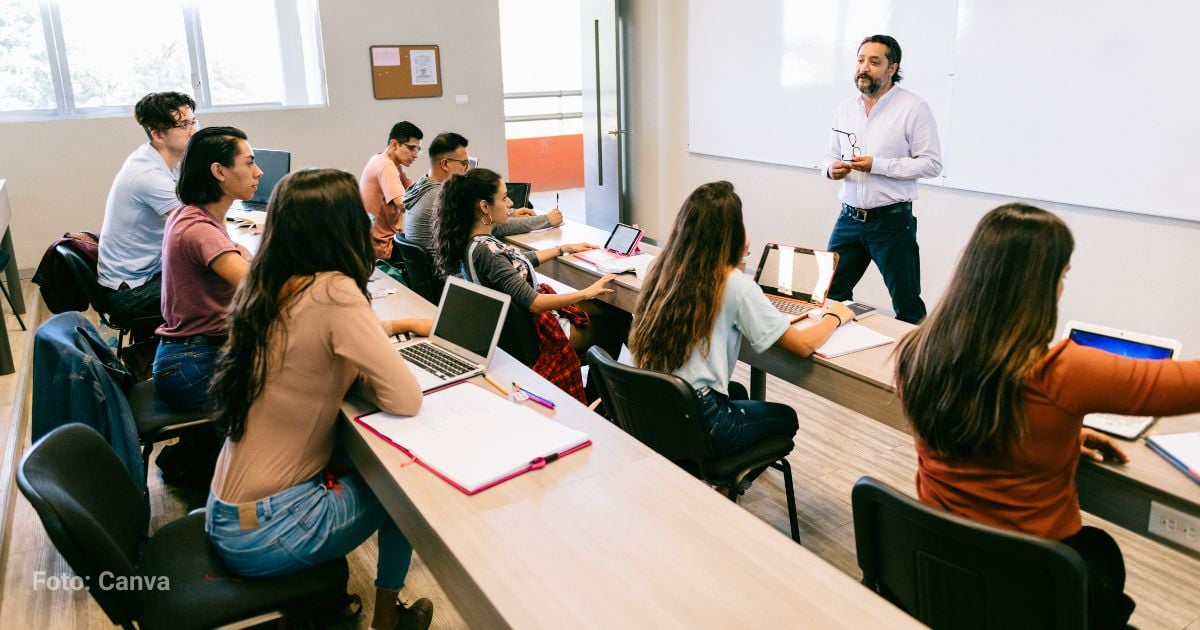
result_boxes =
[700,435,795,482]
[127,380,210,439]
[137,513,348,630]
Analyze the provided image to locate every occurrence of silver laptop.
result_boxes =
[243,148,291,210]
[1064,320,1182,439]
[394,276,511,392]
[753,243,839,322]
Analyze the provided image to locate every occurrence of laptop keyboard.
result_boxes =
[1084,413,1155,440]
[769,298,816,317]
[396,342,476,380]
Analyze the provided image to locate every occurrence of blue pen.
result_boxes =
[512,382,557,409]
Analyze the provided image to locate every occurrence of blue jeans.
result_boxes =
[206,465,413,591]
[698,387,798,459]
[152,340,221,412]
[102,273,163,327]
[827,204,926,324]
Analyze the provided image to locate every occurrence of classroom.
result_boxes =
[1,1,1199,628]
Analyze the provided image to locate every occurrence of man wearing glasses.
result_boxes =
[360,120,424,261]
[822,34,942,324]
[402,132,563,251]
[97,91,198,327]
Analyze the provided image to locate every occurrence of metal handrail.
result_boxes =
[505,112,583,123]
[503,89,583,99]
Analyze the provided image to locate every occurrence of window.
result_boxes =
[0,0,326,121]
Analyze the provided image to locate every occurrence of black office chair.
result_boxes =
[17,424,350,630]
[55,243,160,351]
[393,236,444,304]
[851,476,1088,630]
[587,347,801,542]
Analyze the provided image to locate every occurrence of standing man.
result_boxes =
[361,121,423,262]
[97,91,197,326]
[403,131,563,251]
[823,34,942,324]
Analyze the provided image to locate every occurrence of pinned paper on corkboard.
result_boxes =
[370,45,442,99]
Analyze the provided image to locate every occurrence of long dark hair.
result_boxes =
[895,203,1074,459]
[433,168,503,277]
[210,169,375,441]
[177,126,247,206]
[630,181,746,372]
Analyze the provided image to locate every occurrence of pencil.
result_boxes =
[483,373,510,396]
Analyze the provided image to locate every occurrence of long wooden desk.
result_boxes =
[339,272,920,629]
[506,220,1200,558]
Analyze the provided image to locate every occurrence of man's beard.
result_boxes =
[856,74,881,94]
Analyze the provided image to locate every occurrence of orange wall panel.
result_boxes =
[506,134,584,190]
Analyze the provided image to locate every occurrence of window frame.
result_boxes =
[0,0,327,122]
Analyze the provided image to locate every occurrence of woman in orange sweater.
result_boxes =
[895,203,1200,629]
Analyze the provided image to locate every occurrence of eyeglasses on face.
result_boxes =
[172,119,199,130]
[402,142,422,154]
[442,157,471,167]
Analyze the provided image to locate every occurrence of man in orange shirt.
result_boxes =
[360,121,423,261]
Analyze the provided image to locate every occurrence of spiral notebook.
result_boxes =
[355,382,591,494]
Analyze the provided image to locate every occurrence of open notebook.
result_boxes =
[355,382,591,494]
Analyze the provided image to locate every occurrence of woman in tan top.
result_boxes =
[205,169,435,630]
[895,203,1200,629]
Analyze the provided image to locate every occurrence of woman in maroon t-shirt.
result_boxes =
[152,126,260,412]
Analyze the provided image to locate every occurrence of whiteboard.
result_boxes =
[687,0,1200,222]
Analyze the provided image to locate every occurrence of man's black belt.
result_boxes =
[841,200,912,222]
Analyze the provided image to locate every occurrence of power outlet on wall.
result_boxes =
[1147,501,1200,553]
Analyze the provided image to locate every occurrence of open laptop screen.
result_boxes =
[251,149,291,205]
[506,182,531,209]
[433,281,507,358]
[1068,328,1175,360]
[754,244,837,302]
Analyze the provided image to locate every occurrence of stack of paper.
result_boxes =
[356,383,591,494]
[814,322,895,358]
[596,253,655,276]
[1146,432,1200,485]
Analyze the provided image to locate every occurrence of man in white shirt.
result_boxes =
[98,91,197,327]
[822,35,942,324]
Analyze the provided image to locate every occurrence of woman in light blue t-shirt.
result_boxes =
[630,181,852,458]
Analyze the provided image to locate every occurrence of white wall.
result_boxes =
[0,0,508,272]
[627,2,1200,358]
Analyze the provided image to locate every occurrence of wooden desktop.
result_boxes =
[340,271,919,628]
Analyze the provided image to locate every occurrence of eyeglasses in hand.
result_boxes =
[832,128,861,161]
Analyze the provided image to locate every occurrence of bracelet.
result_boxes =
[558,246,566,257]
[825,312,843,326]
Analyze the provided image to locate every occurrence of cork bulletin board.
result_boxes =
[370,45,442,99]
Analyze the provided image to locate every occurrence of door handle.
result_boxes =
[607,129,627,135]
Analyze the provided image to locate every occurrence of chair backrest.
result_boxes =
[586,347,714,467]
[393,236,444,305]
[55,243,111,318]
[851,476,1088,630]
[16,424,151,627]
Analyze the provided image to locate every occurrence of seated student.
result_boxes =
[402,131,562,251]
[206,169,434,630]
[432,168,628,402]
[153,126,259,412]
[97,91,197,327]
[629,181,852,457]
[894,203,1200,629]
[361,121,423,262]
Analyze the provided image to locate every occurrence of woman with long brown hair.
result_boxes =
[206,169,435,630]
[896,203,1200,629]
[630,181,852,457]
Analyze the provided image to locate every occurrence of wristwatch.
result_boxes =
[558,246,567,257]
